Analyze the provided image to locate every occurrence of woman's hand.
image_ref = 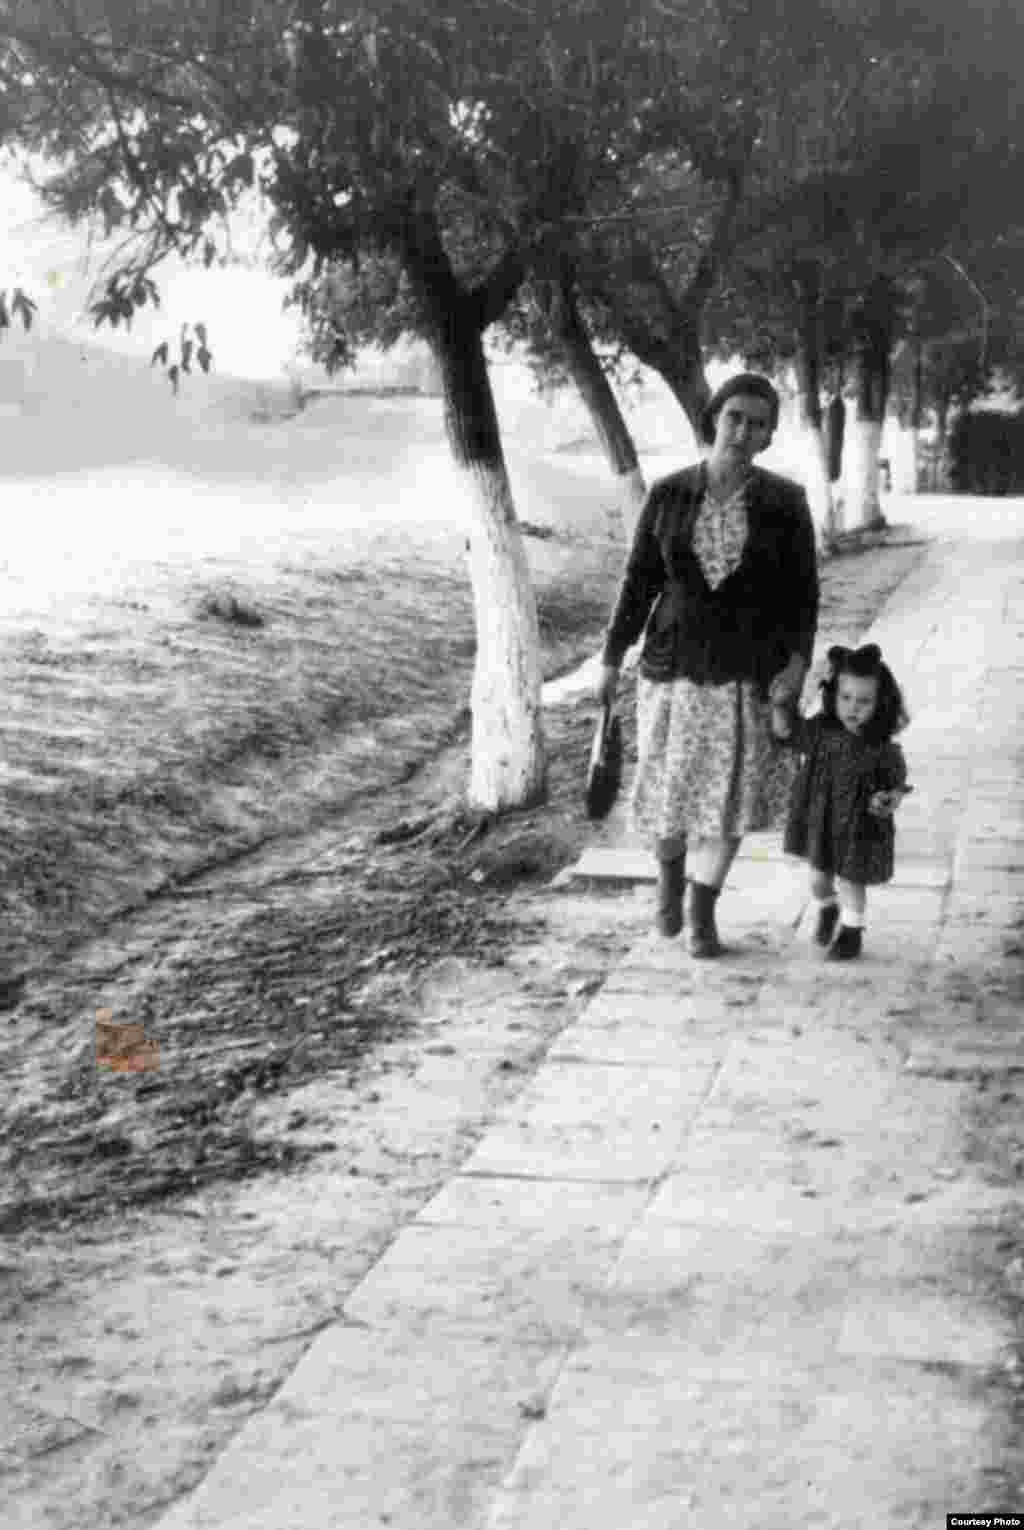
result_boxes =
[768,653,807,705]
[595,664,619,708]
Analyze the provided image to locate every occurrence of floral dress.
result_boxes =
[631,480,796,847]
[783,715,908,884]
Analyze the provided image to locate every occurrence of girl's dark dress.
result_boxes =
[783,715,908,885]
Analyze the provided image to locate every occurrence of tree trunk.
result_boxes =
[793,306,837,546]
[583,250,710,443]
[617,316,708,443]
[433,318,546,811]
[549,275,646,539]
[845,409,885,529]
[911,339,926,491]
[824,394,846,483]
[846,292,892,530]
[404,218,546,813]
[934,393,952,491]
[798,404,837,548]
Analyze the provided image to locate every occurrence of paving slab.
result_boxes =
[485,1347,994,1530]
[153,1324,568,1530]
[459,1058,716,1181]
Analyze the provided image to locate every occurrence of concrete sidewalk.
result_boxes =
[156,524,1023,1530]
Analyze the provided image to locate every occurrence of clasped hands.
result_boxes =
[767,653,806,707]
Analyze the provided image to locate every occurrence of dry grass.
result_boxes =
[0,515,621,980]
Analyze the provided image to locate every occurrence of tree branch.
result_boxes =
[4,18,203,116]
[472,243,528,331]
[396,201,462,329]
[683,159,747,319]
[103,85,184,255]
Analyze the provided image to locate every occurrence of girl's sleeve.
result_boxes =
[879,741,909,789]
[600,483,668,668]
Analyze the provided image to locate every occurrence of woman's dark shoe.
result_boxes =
[687,881,722,958]
[826,925,863,961]
[655,857,686,938]
[813,901,840,947]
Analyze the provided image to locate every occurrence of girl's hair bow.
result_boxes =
[824,643,882,680]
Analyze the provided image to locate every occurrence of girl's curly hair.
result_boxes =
[818,643,909,744]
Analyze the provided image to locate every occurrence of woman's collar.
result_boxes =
[704,460,756,500]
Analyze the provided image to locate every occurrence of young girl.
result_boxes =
[776,643,911,960]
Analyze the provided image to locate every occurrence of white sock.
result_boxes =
[840,908,865,928]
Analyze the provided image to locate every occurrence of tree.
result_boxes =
[891,243,1024,488]
[709,0,1024,530]
[0,0,673,812]
[290,3,776,535]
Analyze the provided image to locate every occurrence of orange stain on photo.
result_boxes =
[96,1007,160,1072]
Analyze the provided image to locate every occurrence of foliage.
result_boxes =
[0,2,672,328]
[150,320,213,393]
[889,241,1024,422]
[949,408,1024,494]
[0,282,36,335]
[707,0,1024,409]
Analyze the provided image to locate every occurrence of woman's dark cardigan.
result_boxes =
[601,463,820,695]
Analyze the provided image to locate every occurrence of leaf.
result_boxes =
[151,341,170,367]
[0,293,8,330]
[11,288,35,330]
[195,322,208,345]
[181,338,194,372]
[168,363,180,394]
[98,187,124,233]
[203,238,217,268]
[197,346,212,373]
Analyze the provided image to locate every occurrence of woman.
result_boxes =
[596,373,819,957]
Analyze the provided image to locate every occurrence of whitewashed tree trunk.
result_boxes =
[845,412,884,529]
[425,303,546,813]
[801,419,837,547]
[847,285,892,529]
[793,344,837,547]
[401,214,545,812]
[459,459,546,810]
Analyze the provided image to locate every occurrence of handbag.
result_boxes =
[584,701,623,820]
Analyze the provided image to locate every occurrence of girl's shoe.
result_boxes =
[655,857,686,938]
[813,901,840,946]
[687,882,722,958]
[827,925,863,961]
